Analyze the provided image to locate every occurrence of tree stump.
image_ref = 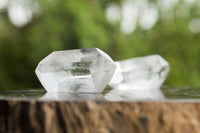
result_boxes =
[0,89,200,133]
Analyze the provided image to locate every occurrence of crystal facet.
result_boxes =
[35,48,117,93]
[109,55,170,90]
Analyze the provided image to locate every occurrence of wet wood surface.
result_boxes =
[0,99,200,133]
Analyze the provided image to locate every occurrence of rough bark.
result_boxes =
[0,100,200,133]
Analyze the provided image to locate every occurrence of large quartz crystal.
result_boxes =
[109,55,170,90]
[35,48,116,93]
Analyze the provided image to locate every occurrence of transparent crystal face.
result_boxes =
[35,48,117,93]
[109,55,170,90]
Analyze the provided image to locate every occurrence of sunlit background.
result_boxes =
[0,0,199,90]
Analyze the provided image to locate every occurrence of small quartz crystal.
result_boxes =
[109,55,170,90]
[35,48,116,93]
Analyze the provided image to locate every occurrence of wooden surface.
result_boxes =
[1,99,200,133]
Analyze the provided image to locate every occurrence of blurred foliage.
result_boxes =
[0,0,199,90]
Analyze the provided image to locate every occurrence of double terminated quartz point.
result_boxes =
[35,48,117,93]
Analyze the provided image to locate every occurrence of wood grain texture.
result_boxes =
[0,100,200,133]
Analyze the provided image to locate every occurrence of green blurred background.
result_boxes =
[0,0,199,90]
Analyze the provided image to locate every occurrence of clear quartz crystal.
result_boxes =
[35,48,116,93]
[109,55,170,90]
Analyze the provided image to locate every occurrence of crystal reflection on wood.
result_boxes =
[40,92,105,101]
